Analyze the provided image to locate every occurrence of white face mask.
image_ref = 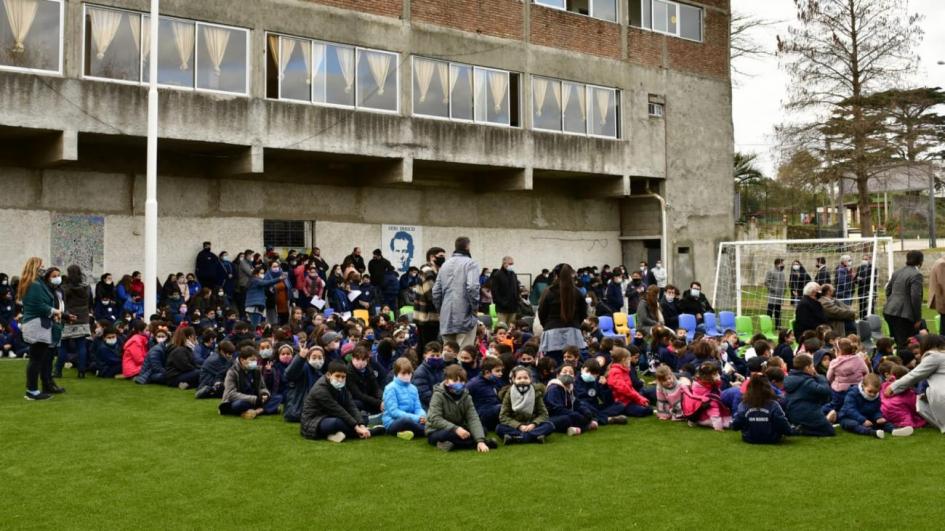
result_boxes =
[690,288,701,297]
[792,265,800,271]
[585,297,593,305]
[308,358,324,370]
[397,374,412,384]
[665,294,675,302]
[50,276,62,286]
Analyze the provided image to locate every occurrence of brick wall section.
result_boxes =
[666,9,729,80]
[304,0,403,18]
[690,0,729,11]
[528,5,621,59]
[627,27,664,68]
[412,0,524,40]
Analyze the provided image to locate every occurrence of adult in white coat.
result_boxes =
[885,335,945,434]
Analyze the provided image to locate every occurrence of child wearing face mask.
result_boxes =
[412,341,445,409]
[497,366,556,445]
[283,346,325,423]
[165,327,201,390]
[574,359,627,425]
[427,365,497,452]
[545,365,597,436]
[689,362,731,431]
[457,346,481,379]
[839,373,914,438]
[382,358,428,440]
[219,347,282,420]
[467,356,504,431]
[300,361,381,442]
[196,340,235,399]
[135,329,169,384]
[94,326,123,378]
[346,347,383,420]
[121,319,150,380]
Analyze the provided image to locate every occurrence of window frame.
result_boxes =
[631,0,703,43]
[265,31,401,115]
[584,83,619,140]
[263,219,312,249]
[532,0,619,24]
[648,101,664,118]
[473,66,512,128]
[80,4,250,96]
[410,56,518,129]
[0,0,64,76]
[530,75,620,140]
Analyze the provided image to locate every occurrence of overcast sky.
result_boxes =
[732,0,945,176]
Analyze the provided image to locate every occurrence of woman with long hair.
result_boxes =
[164,326,199,389]
[56,264,93,379]
[18,257,65,400]
[537,264,588,365]
[636,284,665,336]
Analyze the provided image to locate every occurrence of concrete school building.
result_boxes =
[0,0,734,286]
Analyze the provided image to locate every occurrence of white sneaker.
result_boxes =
[7,352,16,358]
[326,431,346,443]
[566,427,582,436]
[891,426,914,437]
[875,430,885,439]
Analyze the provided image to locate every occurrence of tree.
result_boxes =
[860,87,945,162]
[777,0,924,236]
[777,149,824,193]
[734,152,764,185]
[730,11,778,79]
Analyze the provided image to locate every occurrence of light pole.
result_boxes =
[144,0,160,317]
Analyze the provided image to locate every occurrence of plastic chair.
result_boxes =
[399,305,415,316]
[867,315,883,338]
[353,309,370,323]
[857,320,874,350]
[628,314,637,336]
[735,316,754,344]
[702,312,722,337]
[757,315,778,341]
[599,316,624,339]
[678,314,697,342]
[613,312,631,336]
[489,304,497,319]
[719,311,736,333]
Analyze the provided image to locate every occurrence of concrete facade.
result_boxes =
[0,0,734,288]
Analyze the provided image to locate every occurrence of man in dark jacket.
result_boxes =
[813,257,831,287]
[195,242,225,290]
[793,282,827,340]
[300,362,377,442]
[884,250,925,348]
[345,247,366,274]
[603,273,624,316]
[368,249,393,287]
[490,256,521,326]
[783,354,834,436]
[660,285,681,330]
[677,281,714,324]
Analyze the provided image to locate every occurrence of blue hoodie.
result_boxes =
[783,369,831,427]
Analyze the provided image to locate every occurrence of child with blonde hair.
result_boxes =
[654,365,688,421]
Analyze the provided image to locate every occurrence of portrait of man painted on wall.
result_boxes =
[390,231,414,274]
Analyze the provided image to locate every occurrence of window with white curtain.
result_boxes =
[629,0,702,42]
[196,23,247,94]
[84,5,139,82]
[474,67,510,126]
[449,63,473,121]
[412,56,448,118]
[533,0,617,23]
[271,35,311,102]
[0,0,62,73]
[532,76,562,132]
[357,48,398,112]
[412,57,517,127]
[531,76,617,138]
[561,81,586,134]
[318,42,355,107]
[588,85,617,138]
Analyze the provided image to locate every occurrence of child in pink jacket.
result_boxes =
[826,338,869,419]
[654,365,689,421]
[690,363,731,431]
[881,365,926,429]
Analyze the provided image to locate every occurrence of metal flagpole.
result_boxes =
[144,0,160,318]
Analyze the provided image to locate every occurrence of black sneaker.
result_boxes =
[503,434,515,445]
[25,391,52,401]
[44,384,65,394]
[535,435,546,444]
[607,415,628,425]
[436,441,454,452]
[484,438,499,449]
[369,426,386,437]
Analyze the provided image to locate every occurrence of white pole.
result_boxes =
[712,242,723,309]
[867,235,878,316]
[735,244,742,316]
[144,0,160,318]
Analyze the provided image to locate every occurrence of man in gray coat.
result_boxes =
[884,250,924,348]
[433,237,480,348]
[765,258,787,329]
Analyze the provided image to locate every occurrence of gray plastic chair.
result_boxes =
[867,314,883,338]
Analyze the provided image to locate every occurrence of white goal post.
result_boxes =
[712,237,894,323]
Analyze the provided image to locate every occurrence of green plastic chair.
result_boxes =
[757,315,778,341]
[489,304,497,319]
[735,316,754,344]
[399,305,414,316]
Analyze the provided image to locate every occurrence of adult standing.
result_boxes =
[18,257,65,400]
[885,334,945,434]
[219,251,236,302]
[764,258,786,329]
[788,260,811,306]
[602,271,624,317]
[433,237,480,348]
[368,249,393,287]
[529,269,550,307]
[311,247,329,279]
[884,250,924,349]
[195,241,224,290]
[929,253,945,335]
[854,254,877,320]
[344,247,366,274]
[57,265,93,379]
[490,256,520,326]
[537,264,587,364]
[793,282,827,340]
[813,257,831,287]
[235,249,255,318]
[649,259,668,292]
[413,246,446,348]
[834,255,854,306]
[638,261,651,287]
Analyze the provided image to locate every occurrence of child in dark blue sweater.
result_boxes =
[839,374,914,439]
[732,375,794,444]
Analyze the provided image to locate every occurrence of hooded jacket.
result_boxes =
[784,370,831,427]
[826,354,868,392]
[121,333,149,378]
[426,382,486,442]
[839,383,882,425]
[606,363,649,407]
[881,376,926,429]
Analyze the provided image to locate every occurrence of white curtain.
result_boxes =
[414,58,435,103]
[595,88,611,126]
[488,70,508,112]
[3,0,39,54]
[473,69,484,114]
[89,8,122,60]
[550,80,561,112]
[533,77,548,117]
[139,15,151,60]
[171,20,194,70]
[366,51,392,95]
[436,62,448,104]
[335,46,353,93]
[577,85,587,120]
[128,14,140,53]
[303,42,322,85]
[278,36,295,80]
[202,26,231,76]
[449,63,461,99]
[561,83,571,117]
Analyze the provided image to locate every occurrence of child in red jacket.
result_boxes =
[605,347,652,417]
[121,319,149,379]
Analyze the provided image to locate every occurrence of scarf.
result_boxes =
[510,383,536,414]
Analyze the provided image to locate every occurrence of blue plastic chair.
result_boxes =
[599,316,624,340]
[628,314,637,337]
[703,312,722,337]
[679,314,697,342]
[719,311,736,333]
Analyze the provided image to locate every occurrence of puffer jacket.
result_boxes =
[881,377,926,429]
[381,377,426,429]
[432,252,480,335]
[606,363,649,407]
[411,360,445,409]
[783,370,831,427]
[839,383,883,425]
[121,333,149,378]
[300,376,363,439]
[826,354,868,392]
[135,342,167,384]
[426,382,486,442]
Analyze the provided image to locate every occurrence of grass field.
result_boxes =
[2,361,944,530]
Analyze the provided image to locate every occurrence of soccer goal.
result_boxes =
[712,237,895,327]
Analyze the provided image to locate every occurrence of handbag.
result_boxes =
[21,316,52,345]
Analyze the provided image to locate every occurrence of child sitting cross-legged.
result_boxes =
[382,358,428,440]
[544,364,597,436]
[300,361,384,443]
[218,346,283,419]
[426,365,498,452]
[731,375,794,444]
[839,373,914,439]
[690,362,731,431]
[825,338,869,423]
[606,346,654,418]
[655,365,689,421]
[498,366,557,445]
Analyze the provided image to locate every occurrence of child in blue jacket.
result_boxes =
[839,374,913,439]
[467,357,504,431]
[732,375,794,444]
[94,327,122,378]
[783,354,835,436]
[412,341,445,409]
[382,358,427,439]
[574,359,626,425]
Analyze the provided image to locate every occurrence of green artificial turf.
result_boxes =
[1,359,943,530]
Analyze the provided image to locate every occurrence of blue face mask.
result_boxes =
[426,357,443,369]
[581,373,596,383]
[449,382,465,394]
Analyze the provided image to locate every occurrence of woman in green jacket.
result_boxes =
[17,257,65,400]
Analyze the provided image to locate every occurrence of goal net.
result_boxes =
[713,238,894,328]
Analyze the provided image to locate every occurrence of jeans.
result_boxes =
[247,309,265,328]
[602,402,653,418]
[840,418,895,436]
[316,417,357,439]
[477,405,500,432]
[386,417,426,436]
[57,338,88,374]
[496,421,556,443]
[26,342,55,392]
[219,395,282,416]
[426,428,479,449]
[549,411,592,432]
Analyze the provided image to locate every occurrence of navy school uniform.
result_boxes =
[731,400,794,444]
[466,374,502,431]
[544,380,594,432]
[94,340,122,378]
[574,377,617,424]
[839,385,896,436]
[196,351,231,399]
[411,360,445,410]
[629,363,657,404]
[283,356,323,423]
[94,299,119,322]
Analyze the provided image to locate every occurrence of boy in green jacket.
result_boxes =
[426,365,498,452]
